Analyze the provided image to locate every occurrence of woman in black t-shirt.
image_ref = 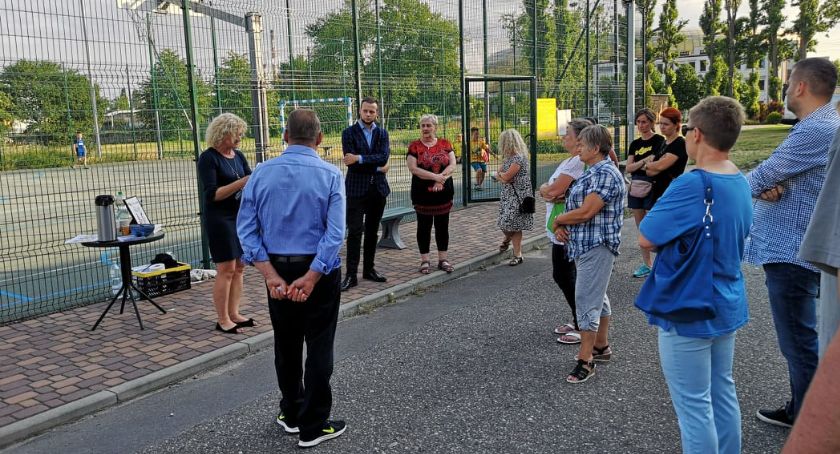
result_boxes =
[644,107,688,202]
[197,113,253,334]
[624,108,666,278]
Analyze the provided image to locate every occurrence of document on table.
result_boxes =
[65,234,98,244]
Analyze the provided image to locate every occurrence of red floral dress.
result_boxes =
[407,138,454,215]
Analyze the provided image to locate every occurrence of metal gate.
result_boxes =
[462,76,537,206]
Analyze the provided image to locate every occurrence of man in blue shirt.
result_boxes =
[237,109,347,448]
[745,57,840,429]
[340,96,391,291]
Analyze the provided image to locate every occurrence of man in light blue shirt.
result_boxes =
[237,109,347,448]
[745,57,840,429]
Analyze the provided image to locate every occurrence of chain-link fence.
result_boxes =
[0,0,634,324]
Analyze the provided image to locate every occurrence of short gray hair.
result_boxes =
[419,114,438,126]
[498,128,529,159]
[205,113,247,148]
[578,124,612,157]
[567,118,594,137]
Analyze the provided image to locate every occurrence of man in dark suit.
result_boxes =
[340,96,390,291]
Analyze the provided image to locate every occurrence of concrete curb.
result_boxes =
[0,235,549,449]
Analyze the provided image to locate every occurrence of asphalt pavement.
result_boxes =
[7,224,791,453]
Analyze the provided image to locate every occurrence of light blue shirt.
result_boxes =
[356,119,378,164]
[744,103,840,272]
[641,171,753,337]
[237,145,346,274]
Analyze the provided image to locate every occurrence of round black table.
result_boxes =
[82,232,167,331]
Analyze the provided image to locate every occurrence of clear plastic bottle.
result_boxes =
[109,255,122,296]
[115,191,132,235]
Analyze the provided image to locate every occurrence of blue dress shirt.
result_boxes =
[356,119,377,164]
[237,145,346,274]
[744,103,840,272]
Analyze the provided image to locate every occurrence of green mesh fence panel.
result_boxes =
[0,0,629,324]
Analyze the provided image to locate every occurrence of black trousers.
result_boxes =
[552,243,578,330]
[267,258,341,435]
[346,185,387,275]
[416,212,450,254]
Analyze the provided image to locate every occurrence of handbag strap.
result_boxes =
[694,170,714,234]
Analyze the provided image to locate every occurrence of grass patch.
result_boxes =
[729,125,790,170]
[0,124,790,171]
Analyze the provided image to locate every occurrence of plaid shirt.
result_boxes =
[566,158,626,258]
[744,103,840,272]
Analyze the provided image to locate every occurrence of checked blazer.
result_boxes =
[342,122,391,198]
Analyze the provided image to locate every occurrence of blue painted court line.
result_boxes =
[0,289,33,302]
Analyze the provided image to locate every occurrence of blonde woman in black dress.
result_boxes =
[198,113,253,334]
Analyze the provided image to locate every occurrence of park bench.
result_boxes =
[378,206,414,249]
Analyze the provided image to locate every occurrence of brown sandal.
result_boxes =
[438,260,454,273]
[419,261,431,274]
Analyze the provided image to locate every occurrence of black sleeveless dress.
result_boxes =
[196,148,252,263]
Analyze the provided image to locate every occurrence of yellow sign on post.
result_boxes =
[537,98,558,140]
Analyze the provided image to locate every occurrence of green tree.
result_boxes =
[304,0,459,129]
[655,0,687,107]
[0,91,13,137]
[700,0,724,95]
[762,0,785,101]
[552,0,586,110]
[638,0,658,106]
[0,60,106,144]
[792,0,824,60]
[137,49,212,141]
[723,0,743,96]
[671,63,704,111]
[111,88,130,112]
[738,2,763,118]
[215,52,252,125]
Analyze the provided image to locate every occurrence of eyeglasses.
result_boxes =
[682,125,697,135]
[782,83,789,101]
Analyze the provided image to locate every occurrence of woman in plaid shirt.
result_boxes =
[552,124,626,383]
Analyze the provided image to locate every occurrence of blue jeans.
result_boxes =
[659,329,740,454]
[763,263,819,419]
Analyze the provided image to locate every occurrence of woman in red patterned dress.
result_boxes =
[406,114,457,275]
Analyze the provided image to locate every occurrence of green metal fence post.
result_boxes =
[126,65,138,161]
[285,0,296,102]
[351,0,363,109]
[482,0,489,138]
[459,0,468,207]
[375,0,385,126]
[147,14,164,159]
[181,0,211,269]
[211,15,222,115]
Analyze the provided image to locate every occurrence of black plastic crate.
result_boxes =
[132,262,191,299]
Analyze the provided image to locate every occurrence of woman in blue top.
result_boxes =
[637,97,753,454]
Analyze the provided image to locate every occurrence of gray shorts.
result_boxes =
[574,245,615,331]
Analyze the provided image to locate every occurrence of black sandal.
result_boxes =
[499,239,511,252]
[566,359,595,384]
[215,323,240,334]
[234,318,255,328]
[438,260,454,273]
[419,261,431,274]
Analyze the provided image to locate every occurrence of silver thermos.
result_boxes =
[95,195,117,242]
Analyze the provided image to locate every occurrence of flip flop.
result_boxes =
[556,332,582,344]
